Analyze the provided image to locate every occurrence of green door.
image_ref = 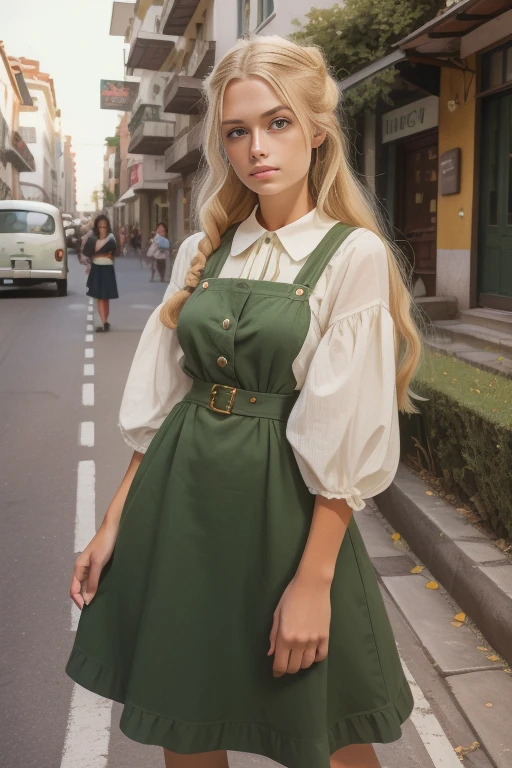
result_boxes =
[479,93,512,308]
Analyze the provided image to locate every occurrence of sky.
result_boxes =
[1,0,128,210]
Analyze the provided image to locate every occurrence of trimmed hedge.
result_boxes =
[400,349,512,537]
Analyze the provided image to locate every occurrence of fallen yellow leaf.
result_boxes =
[485,702,493,707]
[425,490,433,496]
[391,532,400,541]
[477,646,488,652]
[454,612,466,622]
[497,357,504,361]
[487,655,500,662]
[451,621,463,627]
[454,747,462,754]
[475,389,481,394]
[410,565,424,574]
[426,581,439,590]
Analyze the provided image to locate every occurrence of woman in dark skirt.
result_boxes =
[83,214,118,332]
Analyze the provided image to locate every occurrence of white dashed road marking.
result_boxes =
[85,348,94,358]
[84,364,94,376]
[79,422,94,447]
[59,684,112,768]
[82,383,94,406]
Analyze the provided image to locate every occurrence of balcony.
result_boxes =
[8,131,35,172]
[128,120,175,155]
[128,105,175,155]
[126,30,176,71]
[164,121,202,175]
[163,74,202,115]
[187,39,216,79]
[161,0,201,36]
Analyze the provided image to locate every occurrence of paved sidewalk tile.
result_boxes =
[382,575,505,675]
[447,670,512,768]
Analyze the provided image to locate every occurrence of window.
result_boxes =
[482,41,512,92]
[237,0,250,37]
[257,0,274,26]
[0,210,55,235]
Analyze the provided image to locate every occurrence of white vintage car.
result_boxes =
[0,200,68,296]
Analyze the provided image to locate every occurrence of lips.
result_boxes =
[250,167,278,175]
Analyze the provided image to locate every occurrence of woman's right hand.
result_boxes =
[70,523,118,609]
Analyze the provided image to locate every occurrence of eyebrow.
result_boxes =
[221,105,292,126]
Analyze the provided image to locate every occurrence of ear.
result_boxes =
[312,132,327,150]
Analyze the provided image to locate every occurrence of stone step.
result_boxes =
[460,307,512,335]
[424,335,512,379]
[415,295,458,322]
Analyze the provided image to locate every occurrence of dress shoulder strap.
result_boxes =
[293,223,357,290]
[200,223,240,280]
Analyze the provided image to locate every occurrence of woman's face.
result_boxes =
[98,220,108,237]
[156,224,167,237]
[221,77,324,199]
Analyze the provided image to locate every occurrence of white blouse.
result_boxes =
[118,204,399,512]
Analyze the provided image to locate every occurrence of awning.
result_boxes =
[115,187,137,206]
[338,50,406,93]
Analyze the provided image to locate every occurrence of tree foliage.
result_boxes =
[290,0,445,118]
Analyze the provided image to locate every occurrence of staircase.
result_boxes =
[424,307,512,379]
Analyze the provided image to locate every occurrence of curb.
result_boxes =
[374,463,512,668]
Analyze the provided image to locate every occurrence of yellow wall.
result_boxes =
[437,57,477,250]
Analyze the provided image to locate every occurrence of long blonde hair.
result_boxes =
[161,35,423,414]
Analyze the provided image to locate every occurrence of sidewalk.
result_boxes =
[371,464,512,768]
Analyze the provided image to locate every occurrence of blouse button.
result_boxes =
[217,356,228,368]
[222,318,231,330]
[295,288,304,296]
[264,236,271,244]
[202,281,209,289]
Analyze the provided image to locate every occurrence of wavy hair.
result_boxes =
[160,35,424,413]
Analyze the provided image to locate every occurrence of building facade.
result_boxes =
[0,46,35,200]
[17,58,61,206]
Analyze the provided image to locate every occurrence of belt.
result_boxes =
[183,379,299,421]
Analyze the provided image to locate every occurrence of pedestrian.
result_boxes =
[66,35,423,768]
[147,221,170,282]
[130,223,142,265]
[82,214,118,332]
[119,225,127,256]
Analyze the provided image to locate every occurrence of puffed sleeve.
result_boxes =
[286,230,399,511]
[118,231,203,452]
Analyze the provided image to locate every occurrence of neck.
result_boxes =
[256,176,315,232]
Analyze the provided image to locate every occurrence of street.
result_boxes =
[0,253,502,768]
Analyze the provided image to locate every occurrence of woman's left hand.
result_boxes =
[268,575,331,676]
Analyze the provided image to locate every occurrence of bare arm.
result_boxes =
[70,450,144,609]
[268,495,353,677]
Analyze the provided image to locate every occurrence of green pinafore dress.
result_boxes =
[66,222,414,768]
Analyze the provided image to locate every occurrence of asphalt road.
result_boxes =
[0,253,497,768]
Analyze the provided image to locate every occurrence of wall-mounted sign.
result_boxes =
[440,148,461,195]
[382,96,439,144]
[130,163,141,186]
[100,80,139,111]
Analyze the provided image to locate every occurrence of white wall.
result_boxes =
[19,81,57,204]
[0,55,19,197]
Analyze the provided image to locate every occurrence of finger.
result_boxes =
[287,645,307,675]
[300,641,319,669]
[268,611,279,656]
[273,632,292,677]
[82,558,103,604]
[315,637,329,663]
[70,574,85,610]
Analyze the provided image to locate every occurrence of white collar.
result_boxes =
[230,204,340,262]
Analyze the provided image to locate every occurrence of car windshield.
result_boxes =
[0,210,56,235]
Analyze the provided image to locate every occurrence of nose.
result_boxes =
[250,128,268,159]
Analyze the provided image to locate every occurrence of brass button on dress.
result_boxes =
[222,319,231,330]
[295,288,304,296]
[217,356,228,368]
[202,281,209,289]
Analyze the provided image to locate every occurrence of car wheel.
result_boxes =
[56,279,68,297]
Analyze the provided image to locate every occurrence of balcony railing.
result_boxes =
[128,104,161,135]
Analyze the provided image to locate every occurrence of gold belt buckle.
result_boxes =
[210,383,237,414]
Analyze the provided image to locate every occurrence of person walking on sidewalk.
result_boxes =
[66,35,423,768]
[83,214,119,332]
[147,222,170,283]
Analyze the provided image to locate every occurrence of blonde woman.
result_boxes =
[66,36,423,768]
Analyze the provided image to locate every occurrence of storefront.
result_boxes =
[478,39,512,310]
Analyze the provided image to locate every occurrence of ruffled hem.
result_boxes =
[308,486,366,512]
[65,646,414,768]
[117,422,149,454]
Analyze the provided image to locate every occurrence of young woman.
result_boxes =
[83,214,119,332]
[148,221,171,282]
[66,36,423,768]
